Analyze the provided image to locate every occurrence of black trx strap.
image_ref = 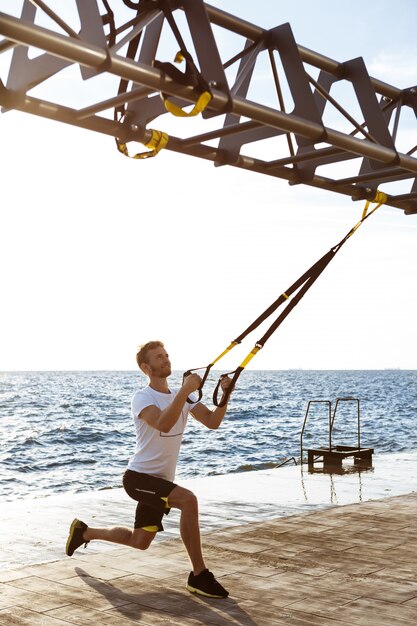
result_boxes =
[184,193,386,407]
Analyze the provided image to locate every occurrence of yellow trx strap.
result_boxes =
[163,90,212,118]
[116,129,169,160]
[346,191,387,240]
[161,52,212,118]
[208,341,239,368]
[239,345,261,369]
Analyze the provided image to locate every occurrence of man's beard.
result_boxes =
[150,364,171,378]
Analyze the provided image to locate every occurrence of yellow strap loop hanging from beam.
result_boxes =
[117,129,169,160]
[163,90,212,118]
[160,50,212,118]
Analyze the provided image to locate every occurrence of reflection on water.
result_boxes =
[300,463,374,504]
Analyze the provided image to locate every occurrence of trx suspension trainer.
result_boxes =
[184,192,387,407]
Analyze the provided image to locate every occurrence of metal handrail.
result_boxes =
[332,397,361,449]
[300,400,331,463]
[300,397,361,464]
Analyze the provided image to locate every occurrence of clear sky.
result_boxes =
[0,1,416,371]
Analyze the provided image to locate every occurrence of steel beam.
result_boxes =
[0,2,416,214]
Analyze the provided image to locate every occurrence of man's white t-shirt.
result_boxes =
[127,386,196,482]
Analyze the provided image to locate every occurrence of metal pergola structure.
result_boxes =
[1,0,417,214]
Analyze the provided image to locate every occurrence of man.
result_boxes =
[66,341,232,599]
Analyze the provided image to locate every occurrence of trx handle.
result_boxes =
[213,367,243,408]
[183,364,213,404]
[183,341,240,403]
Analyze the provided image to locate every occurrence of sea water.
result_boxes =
[0,370,416,501]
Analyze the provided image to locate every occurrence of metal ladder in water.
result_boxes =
[300,397,374,471]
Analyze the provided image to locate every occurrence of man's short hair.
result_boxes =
[136,341,164,370]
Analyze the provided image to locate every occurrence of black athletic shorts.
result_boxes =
[123,470,177,532]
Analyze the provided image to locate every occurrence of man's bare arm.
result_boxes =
[140,374,201,433]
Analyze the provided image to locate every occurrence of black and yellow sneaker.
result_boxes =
[186,569,229,598]
[66,518,89,557]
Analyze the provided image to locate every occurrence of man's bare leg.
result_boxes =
[83,526,155,550]
[167,485,206,575]
[66,518,156,557]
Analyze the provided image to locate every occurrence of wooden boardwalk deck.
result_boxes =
[1,492,416,625]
